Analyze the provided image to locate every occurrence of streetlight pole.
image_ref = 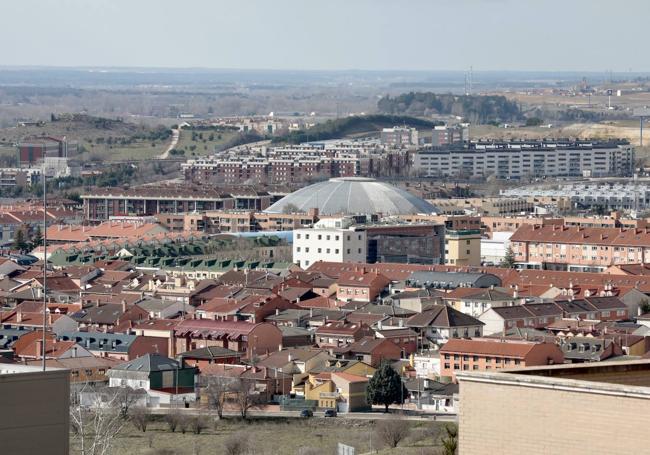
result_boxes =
[41,167,47,371]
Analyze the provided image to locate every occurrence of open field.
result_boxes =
[471,121,648,145]
[83,416,450,455]
[173,128,241,157]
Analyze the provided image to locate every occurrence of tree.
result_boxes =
[30,225,43,249]
[203,376,232,419]
[13,229,27,252]
[130,407,150,432]
[440,424,459,455]
[69,385,136,455]
[366,361,408,413]
[223,431,250,455]
[640,298,650,315]
[500,245,517,269]
[375,418,411,448]
[190,415,208,434]
[234,378,258,420]
[165,410,181,432]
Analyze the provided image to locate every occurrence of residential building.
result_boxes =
[293,218,367,268]
[315,321,374,348]
[107,354,197,406]
[17,136,77,165]
[331,336,403,366]
[336,271,390,303]
[406,305,485,346]
[431,124,468,147]
[510,224,650,272]
[380,126,418,147]
[439,338,564,379]
[444,229,481,266]
[413,140,634,179]
[443,287,518,317]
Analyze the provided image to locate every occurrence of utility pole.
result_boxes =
[41,167,47,371]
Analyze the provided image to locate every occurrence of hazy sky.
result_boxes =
[2,0,648,72]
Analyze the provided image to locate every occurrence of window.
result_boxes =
[444,354,450,360]
[317,248,322,253]
[453,364,459,370]
[296,247,301,252]
[296,233,301,239]
[485,357,491,363]
[463,365,469,370]
[453,354,459,360]
[318,234,322,240]
[305,234,310,240]
[326,248,330,254]
[466,240,471,245]
[335,249,339,254]
[463,355,469,361]
[514,359,521,365]
[472,365,479,370]
[326,235,330,241]
[305,247,310,253]
[444,363,450,369]
[472,356,479,362]
[335,235,340,241]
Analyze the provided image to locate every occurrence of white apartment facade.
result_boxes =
[292,218,367,268]
[413,141,634,179]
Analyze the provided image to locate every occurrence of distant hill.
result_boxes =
[377,92,523,124]
[272,114,440,144]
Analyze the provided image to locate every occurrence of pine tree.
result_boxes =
[30,225,43,249]
[366,361,407,413]
[13,230,27,252]
[500,245,516,269]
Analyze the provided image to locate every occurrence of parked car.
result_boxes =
[300,409,313,418]
[324,409,337,417]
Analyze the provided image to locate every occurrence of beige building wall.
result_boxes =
[445,230,481,266]
[458,370,650,454]
[0,366,70,455]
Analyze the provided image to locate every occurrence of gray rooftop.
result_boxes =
[264,177,438,216]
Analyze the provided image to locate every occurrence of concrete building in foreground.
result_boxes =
[0,365,70,455]
[457,360,650,454]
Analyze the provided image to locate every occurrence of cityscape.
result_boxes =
[2,1,650,454]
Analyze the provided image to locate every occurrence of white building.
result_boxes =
[380,127,419,147]
[293,217,367,268]
[414,140,634,179]
[480,231,513,265]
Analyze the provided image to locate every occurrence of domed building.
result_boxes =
[265,177,438,216]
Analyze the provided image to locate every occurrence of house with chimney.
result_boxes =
[406,305,485,346]
[315,321,374,348]
[57,331,168,361]
[336,271,390,303]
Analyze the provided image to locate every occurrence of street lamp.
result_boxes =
[41,166,47,371]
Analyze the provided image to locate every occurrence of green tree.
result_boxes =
[13,230,28,252]
[440,424,458,455]
[30,225,43,249]
[366,362,407,413]
[500,245,517,269]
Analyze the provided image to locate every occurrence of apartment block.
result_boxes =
[413,140,633,179]
[444,229,481,266]
[380,126,418,147]
[510,224,650,271]
[439,338,564,379]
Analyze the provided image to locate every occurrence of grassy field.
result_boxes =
[86,417,449,455]
[174,128,241,157]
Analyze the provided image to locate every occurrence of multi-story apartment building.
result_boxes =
[503,182,650,211]
[82,184,289,222]
[444,229,481,266]
[431,124,468,147]
[510,224,650,271]
[292,218,445,268]
[439,338,564,379]
[16,136,78,166]
[380,127,418,147]
[413,140,633,179]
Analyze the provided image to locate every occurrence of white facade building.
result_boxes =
[414,141,633,179]
[480,231,513,265]
[293,217,367,268]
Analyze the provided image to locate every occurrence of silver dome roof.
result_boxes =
[265,177,438,216]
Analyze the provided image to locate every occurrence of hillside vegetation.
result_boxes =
[273,114,440,144]
[378,92,523,124]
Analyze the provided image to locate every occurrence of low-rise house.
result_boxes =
[178,346,242,369]
[26,356,119,385]
[332,336,403,366]
[443,287,518,317]
[404,378,458,413]
[558,337,624,363]
[406,305,485,346]
[173,319,283,357]
[439,338,565,379]
[279,326,313,348]
[480,297,629,335]
[374,327,419,355]
[71,302,149,331]
[315,321,374,348]
[14,331,93,361]
[107,353,197,406]
[137,298,185,319]
[304,371,370,412]
[58,331,168,361]
[336,271,390,303]
[387,288,444,313]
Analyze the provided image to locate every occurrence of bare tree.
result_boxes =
[202,376,233,419]
[69,385,139,455]
[375,418,411,449]
[165,409,182,432]
[131,407,150,432]
[234,378,259,420]
[190,414,208,434]
[224,431,250,455]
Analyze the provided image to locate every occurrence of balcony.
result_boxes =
[319,392,340,399]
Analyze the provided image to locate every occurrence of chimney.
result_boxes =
[121,299,127,313]
[72,346,77,358]
[35,339,43,359]
[275,308,280,315]
[16,310,22,323]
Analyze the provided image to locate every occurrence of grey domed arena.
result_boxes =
[264,177,438,216]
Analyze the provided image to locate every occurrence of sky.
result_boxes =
[2,0,648,72]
